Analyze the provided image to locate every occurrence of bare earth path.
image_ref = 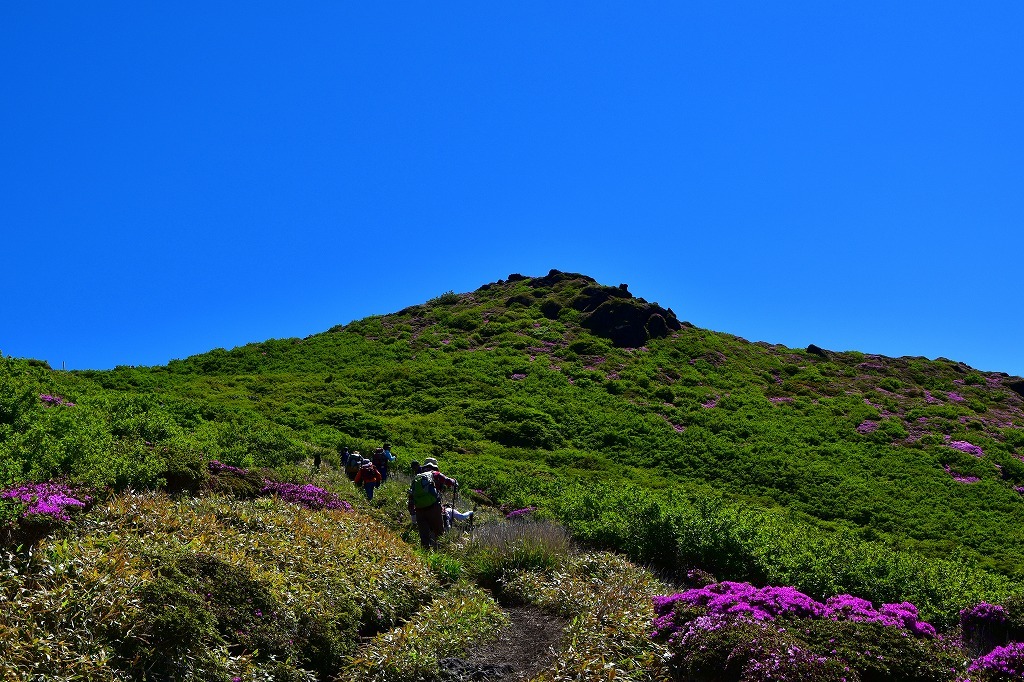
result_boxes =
[439,605,567,681]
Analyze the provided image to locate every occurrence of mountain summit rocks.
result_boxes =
[502,269,682,348]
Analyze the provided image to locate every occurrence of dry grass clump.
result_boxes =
[345,580,509,682]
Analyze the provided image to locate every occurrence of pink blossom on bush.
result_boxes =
[1,482,92,522]
[260,481,352,511]
[856,420,879,434]
[949,441,985,457]
[652,581,937,642]
[967,641,1024,678]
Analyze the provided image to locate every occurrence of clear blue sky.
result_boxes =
[3,3,1022,376]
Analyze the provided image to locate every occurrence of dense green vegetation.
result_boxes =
[3,269,1024,679]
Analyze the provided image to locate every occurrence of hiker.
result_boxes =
[354,457,383,501]
[313,449,322,471]
[372,445,396,483]
[344,451,362,481]
[339,446,351,468]
[407,460,458,548]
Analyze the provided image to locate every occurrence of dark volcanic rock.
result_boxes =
[582,297,682,348]
[570,285,633,313]
[1007,380,1024,400]
[527,269,596,289]
[806,344,830,359]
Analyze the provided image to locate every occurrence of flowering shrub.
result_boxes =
[0,481,92,522]
[208,460,249,476]
[857,420,879,434]
[260,481,352,512]
[39,393,75,407]
[960,602,1010,655]
[652,582,953,682]
[966,641,1024,681]
[505,505,537,519]
[949,441,985,458]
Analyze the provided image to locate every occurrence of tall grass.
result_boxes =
[464,519,572,590]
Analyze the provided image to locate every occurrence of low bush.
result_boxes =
[652,581,965,682]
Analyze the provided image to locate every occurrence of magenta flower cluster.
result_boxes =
[856,420,879,434]
[701,398,718,409]
[510,373,527,380]
[959,602,1008,640]
[652,581,937,642]
[208,460,250,476]
[948,391,965,402]
[769,396,793,404]
[259,482,352,512]
[1,482,92,522]
[967,641,1024,678]
[949,441,985,457]
[505,505,537,519]
[39,393,75,407]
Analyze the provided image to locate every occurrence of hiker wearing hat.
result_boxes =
[354,456,383,501]
[407,460,458,548]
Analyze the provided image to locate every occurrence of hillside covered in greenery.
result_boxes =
[3,269,1024,681]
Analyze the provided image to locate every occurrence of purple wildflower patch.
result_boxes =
[39,393,75,407]
[652,581,937,642]
[1,482,92,522]
[967,641,1024,678]
[260,481,352,512]
[948,391,965,402]
[505,506,537,519]
[769,396,794,404]
[959,602,1008,642]
[856,420,879,434]
[209,460,250,476]
[510,373,527,380]
[949,441,985,457]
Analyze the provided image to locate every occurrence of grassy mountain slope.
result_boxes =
[6,269,1024,680]
[61,270,1024,571]
[4,271,1024,589]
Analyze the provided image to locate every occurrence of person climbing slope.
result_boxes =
[373,445,396,483]
[354,456,383,501]
[407,460,458,548]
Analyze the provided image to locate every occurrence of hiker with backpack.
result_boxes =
[354,456,383,501]
[344,451,362,481]
[372,445,396,483]
[407,460,458,548]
